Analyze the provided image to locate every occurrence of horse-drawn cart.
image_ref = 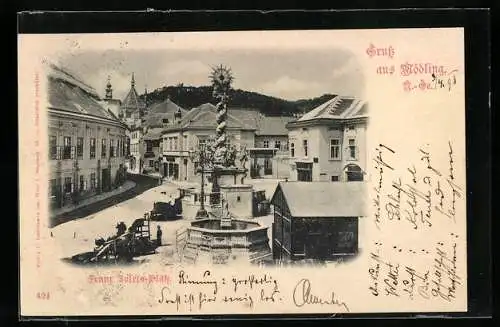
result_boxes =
[69,217,158,264]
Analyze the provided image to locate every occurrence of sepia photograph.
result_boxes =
[19,26,469,316]
[46,46,368,267]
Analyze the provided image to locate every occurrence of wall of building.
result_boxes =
[288,121,367,182]
[48,113,127,209]
[254,135,289,152]
[288,127,321,181]
[143,139,162,174]
[317,125,344,181]
[161,128,257,182]
[342,123,367,179]
[128,129,143,174]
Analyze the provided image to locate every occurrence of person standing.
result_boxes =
[156,225,163,246]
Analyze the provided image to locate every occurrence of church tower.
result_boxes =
[101,75,121,119]
[105,75,113,99]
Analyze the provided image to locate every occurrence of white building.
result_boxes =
[286,95,368,182]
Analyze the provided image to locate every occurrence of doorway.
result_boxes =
[296,162,313,181]
[101,168,111,192]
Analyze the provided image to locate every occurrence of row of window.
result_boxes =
[130,143,140,154]
[289,138,358,160]
[262,140,288,151]
[49,136,126,160]
[163,136,180,151]
[49,173,97,196]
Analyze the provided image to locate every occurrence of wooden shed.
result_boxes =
[270,181,367,261]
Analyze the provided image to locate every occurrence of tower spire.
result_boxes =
[131,73,135,88]
[105,75,113,99]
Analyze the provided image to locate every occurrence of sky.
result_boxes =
[54,48,365,102]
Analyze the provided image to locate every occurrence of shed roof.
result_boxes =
[271,181,367,218]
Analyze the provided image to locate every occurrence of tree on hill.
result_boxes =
[139,85,336,116]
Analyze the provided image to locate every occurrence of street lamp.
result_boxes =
[188,143,213,219]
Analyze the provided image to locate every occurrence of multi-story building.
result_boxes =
[161,103,256,182]
[250,116,295,179]
[128,126,144,174]
[286,95,368,182]
[47,64,128,211]
[136,97,186,175]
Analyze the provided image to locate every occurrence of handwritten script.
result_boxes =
[372,141,463,230]
[368,236,462,302]
[158,270,283,312]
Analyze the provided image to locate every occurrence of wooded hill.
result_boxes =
[139,85,335,116]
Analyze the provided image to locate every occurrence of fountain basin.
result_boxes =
[182,218,271,265]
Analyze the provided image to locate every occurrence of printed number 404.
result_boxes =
[36,292,50,300]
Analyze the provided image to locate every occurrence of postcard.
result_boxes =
[18,28,466,316]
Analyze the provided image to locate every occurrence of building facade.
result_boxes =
[128,126,144,174]
[271,182,366,261]
[134,97,187,176]
[142,128,164,175]
[47,64,128,211]
[250,116,295,179]
[287,95,368,182]
[161,103,256,182]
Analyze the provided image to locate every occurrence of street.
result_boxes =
[49,177,279,266]
[50,174,161,227]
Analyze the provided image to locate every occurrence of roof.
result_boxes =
[147,98,186,115]
[141,98,187,128]
[297,95,368,122]
[271,181,367,217]
[121,83,145,111]
[143,127,164,141]
[165,103,256,131]
[47,64,121,122]
[230,108,260,130]
[256,116,296,136]
[46,63,100,98]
